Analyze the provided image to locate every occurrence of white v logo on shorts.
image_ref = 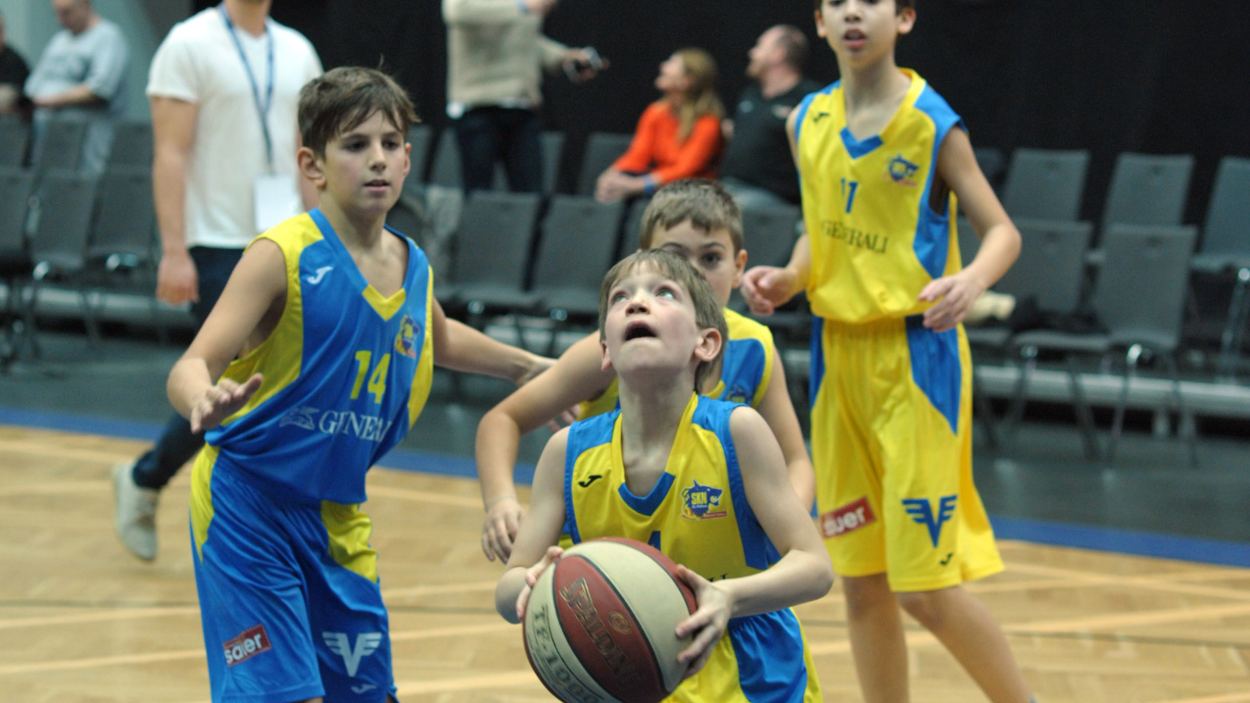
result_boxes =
[322,631,383,677]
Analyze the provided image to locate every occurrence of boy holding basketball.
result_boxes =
[476,179,813,563]
[497,250,833,701]
[741,1,1034,701]
[167,67,550,702]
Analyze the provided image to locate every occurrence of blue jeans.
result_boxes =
[454,106,543,193]
[131,246,242,490]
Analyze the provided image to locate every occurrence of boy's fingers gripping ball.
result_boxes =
[522,537,698,702]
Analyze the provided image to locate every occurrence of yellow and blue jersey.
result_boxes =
[563,394,820,702]
[793,69,964,323]
[202,208,435,504]
[579,308,776,418]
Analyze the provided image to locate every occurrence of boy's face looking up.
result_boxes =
[648,221,746,309]
[814,0,915,65]
[305,110,410,218]
[600,263,722,384]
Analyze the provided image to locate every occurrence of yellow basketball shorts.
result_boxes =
[808,315,1003,592]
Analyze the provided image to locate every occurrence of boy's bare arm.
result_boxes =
[495,428,569,623]
[475,333,612,561]
[919,128,1022,332]
[431,303,551,383]
[167,239,287,430]
[754,350,815,509]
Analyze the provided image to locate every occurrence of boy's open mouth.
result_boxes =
[623,321,657,341]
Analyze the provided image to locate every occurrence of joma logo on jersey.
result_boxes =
[394,315,419,359]
[887,154,919,186]
[819,497,876,538]
[223,624,271,667]
[903,495,957,547]
[681,480,726,520]
[323,631,383,677]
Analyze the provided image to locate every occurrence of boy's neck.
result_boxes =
[223,0,271,37]
[318,199,387,250]
[617,370,696,462]
[839,57,909,110]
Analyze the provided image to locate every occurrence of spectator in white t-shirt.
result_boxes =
[111,0,322,562]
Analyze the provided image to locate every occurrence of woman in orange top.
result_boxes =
[595,48,724,203]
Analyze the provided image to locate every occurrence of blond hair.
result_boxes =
[671,48,724,142]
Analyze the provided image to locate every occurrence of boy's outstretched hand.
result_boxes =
[673,564,733,678]
[482,496,525,562]
[515,546,563,620]
[189,373,263,433]
[740,266,799,316]
[918,269,987,332]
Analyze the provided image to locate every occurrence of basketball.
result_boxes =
[522,537,698,703]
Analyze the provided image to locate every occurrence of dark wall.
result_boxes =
[198,0,1250,223]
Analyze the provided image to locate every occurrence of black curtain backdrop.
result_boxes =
[197,0,1250,226]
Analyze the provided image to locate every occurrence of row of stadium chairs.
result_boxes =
[959,157,1250,461]
[0,166,159,367]
[430,190,802,356]
[0,115,152,176]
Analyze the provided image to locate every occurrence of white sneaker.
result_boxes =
[113,462,159,561]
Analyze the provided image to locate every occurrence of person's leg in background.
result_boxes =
[454,107,504,194]
[114,246,243,561]
[500,108,543,193]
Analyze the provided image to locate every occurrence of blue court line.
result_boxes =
[2,405,1245,568]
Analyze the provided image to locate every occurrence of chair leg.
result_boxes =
[971,365,1000,449]
[1109,345,1143,462]
[1163,352,1199,468]
[1063,354,1101,461]
[1004,344,1037,441]
[79,284,102,347]
[1218,267,1250,379]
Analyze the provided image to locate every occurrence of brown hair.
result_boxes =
[298,66,418,155]
[772,25,810,70]
[638,179,743,253]
[598,249,727,389]
[671,48,724,142]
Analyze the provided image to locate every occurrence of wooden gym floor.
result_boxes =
[2,424,1249,702]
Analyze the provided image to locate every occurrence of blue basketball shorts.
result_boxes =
[189,446,398,702]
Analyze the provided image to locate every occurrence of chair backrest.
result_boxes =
[448,191,542,288]
[489,131,566,194]
[1093,223,1196,350]
[0,118,28,168]
[973,146,1006,189]
[741,203,800,268]
[406,124,434,182]
[1000,218,1093,314]
[0,167,35,252]
[90,166,155,259]
[1100,152,1194,232]
[1198,156,1250,259]
[106,120,153,170]
[32,118,88,172]
[30,170,98,269]
[428,128,462,188]
[531,195,623,295]
[617,198,647,262]
[1001,148,1090,221]
[575,132,632,196]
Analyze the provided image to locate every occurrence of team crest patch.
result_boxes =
[723,384,750,404]
[886,154,919,186]
[680,480,726,520]
[394,315,419,358]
